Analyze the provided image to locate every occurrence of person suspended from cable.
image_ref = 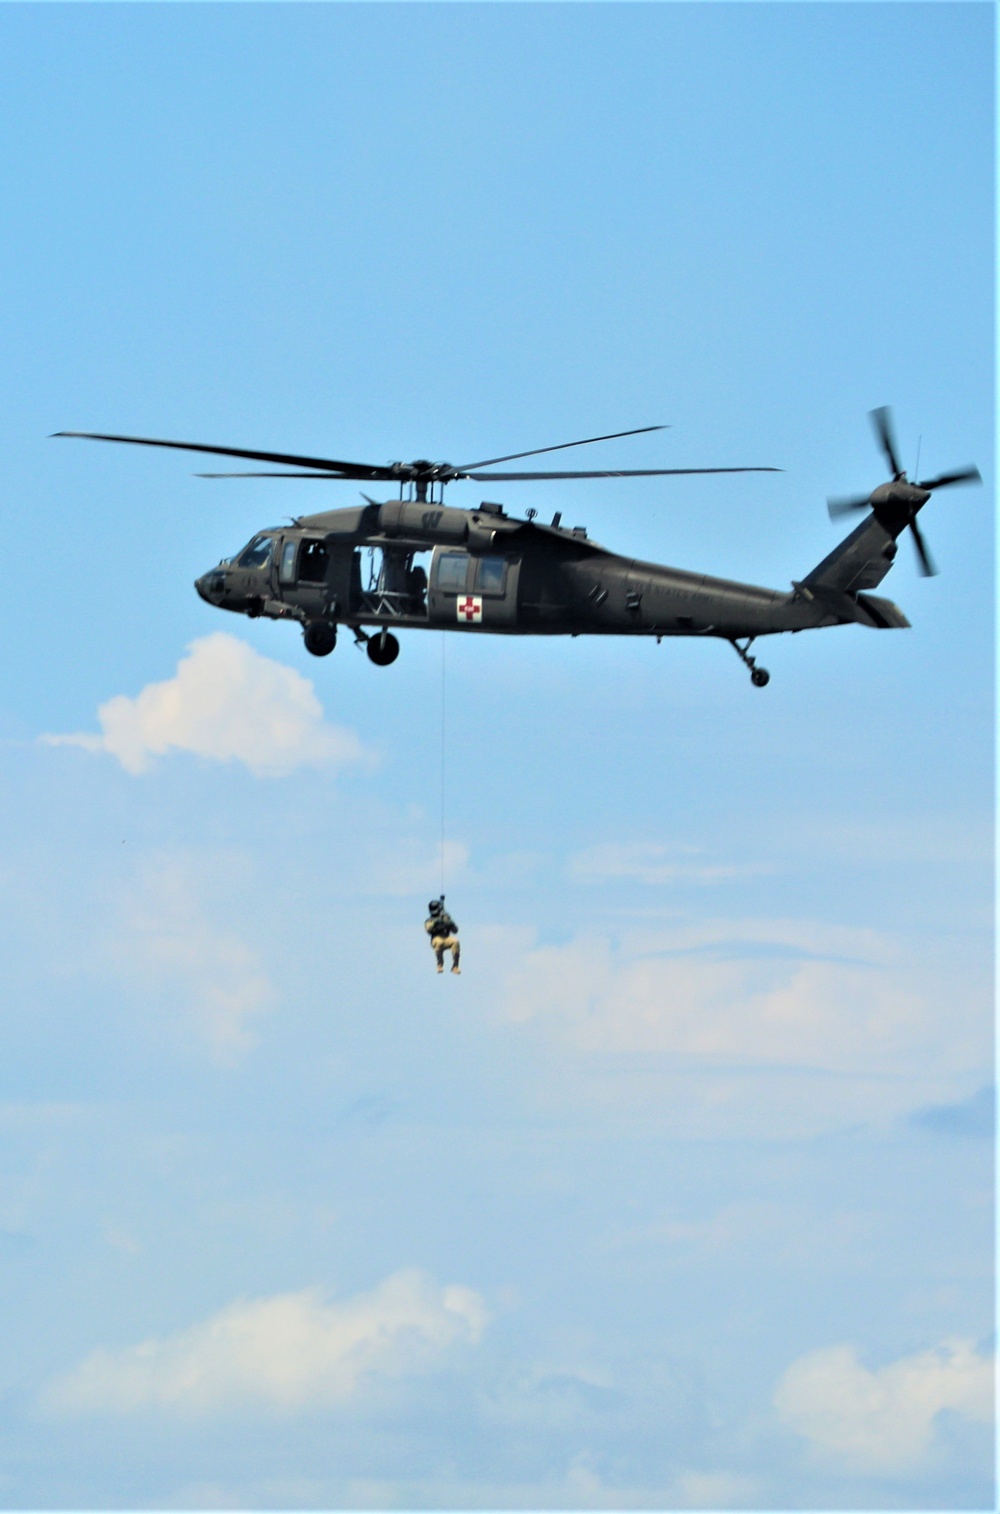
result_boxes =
[425,897,460,975]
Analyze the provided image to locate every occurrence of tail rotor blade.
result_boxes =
[915,465,982,491]
[827,493,872,518]
[909,518,937,577]
[870,406,903,478]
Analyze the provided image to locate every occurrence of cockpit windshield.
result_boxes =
[237,534,274,569]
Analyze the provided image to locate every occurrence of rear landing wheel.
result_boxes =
[367,631,399,667]
[729,637,771,687]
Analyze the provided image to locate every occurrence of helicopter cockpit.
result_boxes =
[236,533,275,569]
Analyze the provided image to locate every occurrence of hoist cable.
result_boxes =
[441,629,447,896]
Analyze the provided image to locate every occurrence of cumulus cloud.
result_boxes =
[774,1338,994,1472]
[115,854,274,1057]
[45,633,368,776]
[44,1269,488,1416]
[502,928,928,1073]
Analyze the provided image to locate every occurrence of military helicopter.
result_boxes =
[57,409,979,686]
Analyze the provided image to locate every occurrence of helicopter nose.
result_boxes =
[195,570,224,604]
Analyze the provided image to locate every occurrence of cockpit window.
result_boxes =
[238,534,274,569]
[279,540,297,583]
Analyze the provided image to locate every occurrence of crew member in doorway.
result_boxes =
[425,897,460,974]
[406,563,428,612]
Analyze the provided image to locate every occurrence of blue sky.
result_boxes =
[0,3,993,1508]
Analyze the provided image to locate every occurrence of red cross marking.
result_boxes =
[458,595,482,623]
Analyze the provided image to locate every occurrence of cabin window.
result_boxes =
[279,540,298,584]
[237,534,274,569]
[436,551,469,593]
[298,540,329,583]
[475,556,506,594]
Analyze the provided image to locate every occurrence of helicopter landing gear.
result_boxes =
[303,622,337,657]
[730,637,770,688]
[366,630,400,667]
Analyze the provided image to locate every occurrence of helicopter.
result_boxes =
[57,410,980,686]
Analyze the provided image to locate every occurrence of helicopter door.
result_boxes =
[428,548,517,627]
[281,537,328,619]
[428,548,471,624]
[472,553,517,626]
[275,536,357,620]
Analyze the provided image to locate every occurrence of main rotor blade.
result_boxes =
[54,431,395,479]
[464,466,780,481]
[915,465,982,491]
[827,493,873,518]
[459,425,667,472]
[870,406,902,478]
[200,464,781,483]
[909,518,937,577]
[196,471,351,478]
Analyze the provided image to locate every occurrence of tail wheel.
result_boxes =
[367,631,399,667]
[751,666,770,687]
[303,623,337,657]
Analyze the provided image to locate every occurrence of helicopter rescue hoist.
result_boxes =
[56,412,981,687]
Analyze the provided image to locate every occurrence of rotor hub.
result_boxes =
[872,479,931,510]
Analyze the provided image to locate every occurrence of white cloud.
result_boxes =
[43,1269,488,1416]
[671,1469,761,1507]
[502,930,929,1073]
[622,916,896,963]
[774,1338,994,1472]
[44,633,368,776]
[115,854,274,1057]
[568,842,772,886]
[363,837,470,896]
[488,916,993,1135]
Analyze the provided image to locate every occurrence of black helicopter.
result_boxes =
[57,410,979,686]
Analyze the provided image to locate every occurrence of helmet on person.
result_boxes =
[428,898,443,916]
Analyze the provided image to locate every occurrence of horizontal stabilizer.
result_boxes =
[791,580,870,624]
[855,592,910,629]
[791,581,910,629]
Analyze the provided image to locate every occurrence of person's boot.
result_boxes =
[436,963,444,973]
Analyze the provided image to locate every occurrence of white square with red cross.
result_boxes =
[456,595,483,624]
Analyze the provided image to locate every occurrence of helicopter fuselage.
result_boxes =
[194,495,910,673]
[59,408,975,684]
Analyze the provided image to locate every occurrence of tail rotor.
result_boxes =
[827,406,981,576]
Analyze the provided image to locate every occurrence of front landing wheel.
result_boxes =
[750,666,770,688]
[303,623,337,657]
[367,631,399,667]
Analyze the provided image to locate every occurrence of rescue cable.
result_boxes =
[441,629,447,896]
